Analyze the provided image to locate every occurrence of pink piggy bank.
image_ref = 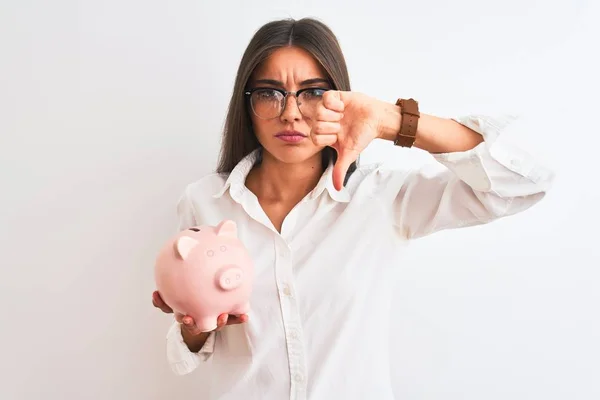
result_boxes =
[154,220,254,332]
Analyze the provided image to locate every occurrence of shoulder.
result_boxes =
[347,162,414,191]
[177,172,230,210]
[345,159,445,203]
[176,172,231,228]
[183,172,229,198]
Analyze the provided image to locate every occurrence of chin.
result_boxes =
[262,142,323,165]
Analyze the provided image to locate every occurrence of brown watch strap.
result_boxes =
[394,98,420,148]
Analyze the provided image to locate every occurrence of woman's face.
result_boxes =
[247,46,332,165]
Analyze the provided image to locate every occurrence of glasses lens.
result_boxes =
[298,88,327,119]
[250,89,284,119]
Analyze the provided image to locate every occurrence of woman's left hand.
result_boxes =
[310,90,386,190]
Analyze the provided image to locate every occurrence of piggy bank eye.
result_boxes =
[189,228,200,232]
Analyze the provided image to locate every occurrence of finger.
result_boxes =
[323,90,345,112]
[311,133,337,147]
[181,315,194,326]
[312,121,340,135]
[215,314,229,331]
[174,312,185,323]
[315,105,343,122]
[311,121,340,147]
[152,291,161,307]
[226,314,249,325]
[152,290,162,305]
[181,316,203,336]
[152,291,173,313]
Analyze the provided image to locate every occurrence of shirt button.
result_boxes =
[289,330,298,339]
[294,373,304,382]
[283,285,292,296]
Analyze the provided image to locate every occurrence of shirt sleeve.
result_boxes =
[176,184,198,231]
[163,186,218,375]
[166,318,217,375]
[379,114,555,240]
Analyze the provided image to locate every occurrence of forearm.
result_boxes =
[181,327,211,352]
[377,100,483,153]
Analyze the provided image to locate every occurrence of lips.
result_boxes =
[275,130,307,143]
[275,130,307,138]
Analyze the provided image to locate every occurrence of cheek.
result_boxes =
[251,117,276,141]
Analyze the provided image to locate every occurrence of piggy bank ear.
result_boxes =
[216,220,237,238]
[175,236,198,260]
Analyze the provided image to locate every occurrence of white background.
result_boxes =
[1,0,599,399]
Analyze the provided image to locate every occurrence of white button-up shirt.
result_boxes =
[164,115,554,400]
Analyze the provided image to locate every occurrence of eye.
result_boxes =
[255,89,281,100]
[189,228,200,232]
[301,88,326,100]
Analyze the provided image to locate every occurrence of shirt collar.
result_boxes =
[310,160,351,202]
[213,148,350,203]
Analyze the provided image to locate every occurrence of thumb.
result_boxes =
[332,150,355,191]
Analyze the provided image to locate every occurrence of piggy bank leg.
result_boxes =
[196,316,218,332]
[231,302,250,315]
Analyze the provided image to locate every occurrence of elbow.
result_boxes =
[485,166,556,219]
[479,189,549,221]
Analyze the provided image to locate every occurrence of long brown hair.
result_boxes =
[216,17,357,185]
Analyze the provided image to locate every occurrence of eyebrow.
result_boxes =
[253,78,330,87]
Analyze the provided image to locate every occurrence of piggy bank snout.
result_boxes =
[215,265,244,291]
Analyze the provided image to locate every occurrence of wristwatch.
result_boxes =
[393,98,420,148]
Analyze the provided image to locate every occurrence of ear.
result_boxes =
[215,220,237,238]
[174,236,198,260]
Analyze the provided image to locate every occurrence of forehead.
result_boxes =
[252,46,326,80]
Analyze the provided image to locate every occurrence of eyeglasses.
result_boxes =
[244,87,329,120]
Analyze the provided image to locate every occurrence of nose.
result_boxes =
[216,265,244,291]
[280,94,302,123]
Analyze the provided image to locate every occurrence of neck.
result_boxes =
[247,150,325,203]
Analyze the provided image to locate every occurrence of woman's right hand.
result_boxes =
[152,290,249,336]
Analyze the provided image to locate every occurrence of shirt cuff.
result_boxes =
[166,320,216,375]
[432,114,555,196]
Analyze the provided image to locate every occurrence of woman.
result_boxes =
[152,17,553,400]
